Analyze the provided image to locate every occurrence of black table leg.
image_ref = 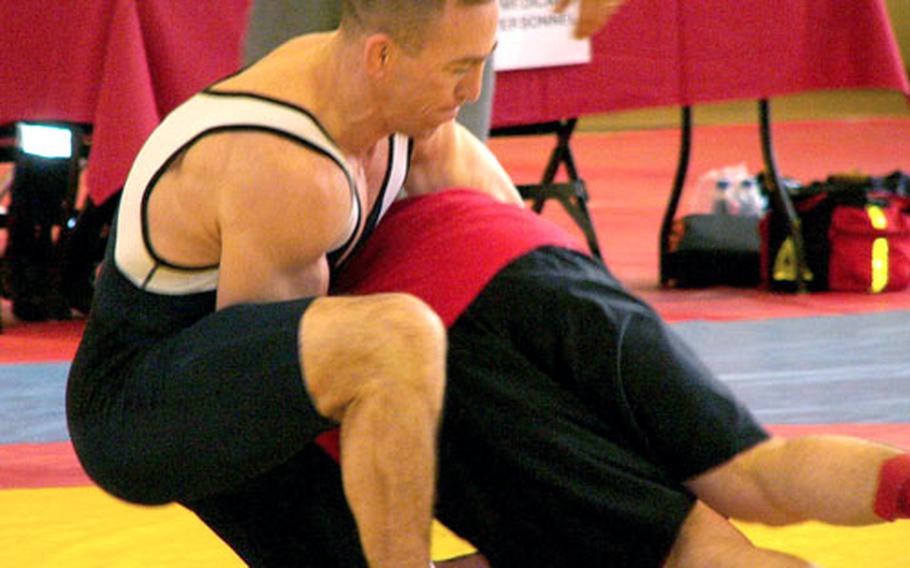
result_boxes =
[659,101,808,291]
[491,119,603,259]
[758,99,808,293]
[659,106,693,286]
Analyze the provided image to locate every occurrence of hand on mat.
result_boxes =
[554,0,628,38]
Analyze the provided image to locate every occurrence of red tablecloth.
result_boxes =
[492,0,910,128]
[0,0,251,204]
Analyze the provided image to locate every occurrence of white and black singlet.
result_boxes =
[66,88,412,531]
[115,89,410,295]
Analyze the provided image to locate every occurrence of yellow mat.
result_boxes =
[0,486,473,566]
[1,486,907,567]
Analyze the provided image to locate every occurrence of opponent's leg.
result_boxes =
[687,435,909,526]
[664,502,816,568]
[301,293,446,568]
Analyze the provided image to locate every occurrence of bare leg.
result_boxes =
[688,435,906,526]
[301,293,447,568]
[664,502,816,568]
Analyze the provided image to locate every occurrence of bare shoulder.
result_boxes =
[187,130,354,263]
[225,132,347,223]
[406,121,520,203]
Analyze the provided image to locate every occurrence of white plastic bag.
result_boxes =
[689,163,767,217]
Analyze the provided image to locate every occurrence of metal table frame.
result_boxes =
[493,100,809,292]
[490,118,603,260]
[658,100,808,291]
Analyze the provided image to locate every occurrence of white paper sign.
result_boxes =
[494,0,591,71]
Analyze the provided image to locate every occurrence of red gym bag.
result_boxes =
[761,172,910,293]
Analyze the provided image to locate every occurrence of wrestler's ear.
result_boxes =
[364,34,394,78]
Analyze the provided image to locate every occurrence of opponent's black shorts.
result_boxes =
[432,246,770,567]
[67,245,768,567]
[169,246,768,567]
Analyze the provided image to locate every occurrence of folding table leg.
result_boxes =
[758,99,808,293]
[659,106,693,286]
[492,119,603,259]
[659,101,808,291]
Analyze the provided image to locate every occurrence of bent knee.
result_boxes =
[350,293,447,406]
[368,292,446,338]
[302,293,447,420]
[368,292,447,364]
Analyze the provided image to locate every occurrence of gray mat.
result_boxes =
[673,310,910,424]
[0,362,69,444]
[2,311,908,444]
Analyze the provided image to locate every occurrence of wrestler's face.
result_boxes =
[382,1,499,137]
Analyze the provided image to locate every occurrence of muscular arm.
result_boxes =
[214,132,354,309]
[686,435,906,526]
[406,120,522,205]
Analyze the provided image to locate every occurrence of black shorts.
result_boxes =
[66,246,768,567]
[168,246,768,567]
[432,246,769,566]
[67,268,335,507]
